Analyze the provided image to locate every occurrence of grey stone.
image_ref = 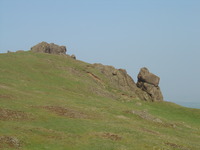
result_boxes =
[71,54,76,59]
[136,67,163,101]
[93,63,138,93]
[31,41,67,54]
[137,67,160,86]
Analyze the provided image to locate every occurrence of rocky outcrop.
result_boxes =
[71,54,76,60]
[92,64,163,101]
[93,63,138,93]
[136,67,163,101]
[30,42,163,102]
[31,42,67,54]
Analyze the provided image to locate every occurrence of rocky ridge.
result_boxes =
[30,42,163,101]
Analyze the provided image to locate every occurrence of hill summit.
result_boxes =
[30,41,67,54]
[1,43,200,150]
[30,41,163,102]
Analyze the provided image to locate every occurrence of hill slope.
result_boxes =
[0,51,200,150]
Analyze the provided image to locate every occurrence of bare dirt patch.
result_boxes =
[0,94,13,99]
[87,72,102,83]
[42,106,89,119]
[96,132,122,141]
[0,84,10,89]
[140,128,160,135]
[165,142,190,150]
[0,136,21,149]
[0,108,31,121]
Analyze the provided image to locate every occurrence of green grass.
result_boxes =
[0,51,200,150]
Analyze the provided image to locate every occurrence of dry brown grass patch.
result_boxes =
[96,132,122,141]
[0,94,13,99]
[0,136,21,149]
[41,106,89,119]
[165,142,190,150]
[0,108,32,121]
[140,128,160,135]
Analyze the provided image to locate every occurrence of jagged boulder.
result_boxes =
[71,54,76,60]
[31,42,67,54]
[93,63,138,93]
[137,67,160,86]
[137,67,163,101]
[92,64,161,101]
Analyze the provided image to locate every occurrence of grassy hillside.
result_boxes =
[0,51,200,150]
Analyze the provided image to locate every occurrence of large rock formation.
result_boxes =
[92,64,163,101]
[136,67,163,101]
[93,63,138,93]
[30,42,163,102]
[31,42,67,54]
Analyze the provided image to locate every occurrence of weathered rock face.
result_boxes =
[93,63,138,93]
[137,67,160,86]
[31,42,67,54]
[137,67,163,101]
[91,64,163,101]
[30,42,163,102]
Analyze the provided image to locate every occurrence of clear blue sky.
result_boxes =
[0,0,200,104]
